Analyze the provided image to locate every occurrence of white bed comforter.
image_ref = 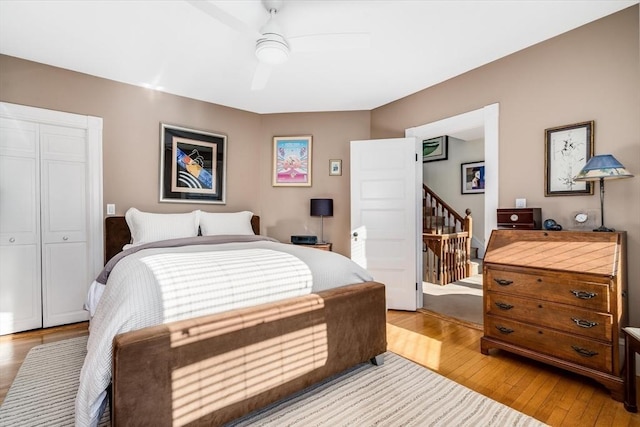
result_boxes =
[76,240,373,426]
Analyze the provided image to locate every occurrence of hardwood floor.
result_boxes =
[1,314,638,426]
[387,310,640,427]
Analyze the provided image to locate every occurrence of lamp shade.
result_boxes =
[574,154,634,181]
[310,198,333,217]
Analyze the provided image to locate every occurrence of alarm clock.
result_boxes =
[571,210,596,229]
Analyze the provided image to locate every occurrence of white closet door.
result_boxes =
[0,118,42,334]
[40,125,90,327]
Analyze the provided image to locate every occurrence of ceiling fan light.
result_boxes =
[256,36,290,65]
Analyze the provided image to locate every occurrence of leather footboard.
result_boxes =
[111,281,387,426]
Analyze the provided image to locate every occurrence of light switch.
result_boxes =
[107,204,115,215]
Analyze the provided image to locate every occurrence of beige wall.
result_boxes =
[259,112,370,255]
[0,55,369,257]
[371,6,640,324]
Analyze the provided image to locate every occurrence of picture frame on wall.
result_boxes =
[422,136,448,162]
[272,135,312,187]
[544,120,594,196]
[461,161,485,194]
[329,159,342,176]
[159,123,227,204]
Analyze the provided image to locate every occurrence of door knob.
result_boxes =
[353,232,358,237]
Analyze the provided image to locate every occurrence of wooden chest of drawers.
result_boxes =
[481,229,627,400]
[497,208,542,229]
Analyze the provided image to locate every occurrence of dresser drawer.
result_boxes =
[485,315,612,373]
[485,267,611,312]
[486,291,612,341]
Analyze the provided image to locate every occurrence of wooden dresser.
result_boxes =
[481,229,627,400]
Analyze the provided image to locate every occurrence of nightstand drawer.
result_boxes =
[310,243,332,251]
[292,243,332,251]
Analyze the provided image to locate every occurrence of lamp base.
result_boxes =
[593,225,615,232]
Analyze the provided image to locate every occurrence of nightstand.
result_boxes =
[310,243,332,251]
[291,242,332,251]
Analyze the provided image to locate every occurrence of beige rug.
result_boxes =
[1,336,547,427]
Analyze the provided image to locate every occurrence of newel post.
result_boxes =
[464,209,473,276]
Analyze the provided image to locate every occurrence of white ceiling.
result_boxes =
[0,1,637,114]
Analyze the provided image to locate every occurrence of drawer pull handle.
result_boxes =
[496,326,514,334]
[571,345,598,358]
[9,237,15,243]
[494,278,513,286]
[570,290,597,300]
[571,318,598,328]
[495,302,514,310]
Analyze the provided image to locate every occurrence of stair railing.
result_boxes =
[422,184,473,285]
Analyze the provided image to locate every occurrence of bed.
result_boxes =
[77,210,387,426]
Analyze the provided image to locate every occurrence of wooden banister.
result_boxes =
[423,184,474,285]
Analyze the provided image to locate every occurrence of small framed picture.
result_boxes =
[272,135,312,187]
[422,136,448,162]
[461,161,485,194]
[329,159,342,176]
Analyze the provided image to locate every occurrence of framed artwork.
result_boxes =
[159,123,227,204]
[329,159,342,176]
[422,136,448,162]
[461,161,485,194]
[272,135,312,187]
[544,121,594,196]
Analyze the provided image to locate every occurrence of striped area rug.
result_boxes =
[0,336,547,427]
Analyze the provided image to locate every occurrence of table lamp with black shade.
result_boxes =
[574,154,633,232]
[310,198,333,243]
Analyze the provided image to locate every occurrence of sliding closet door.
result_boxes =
[0,118,42,335]
[40,124,91,327]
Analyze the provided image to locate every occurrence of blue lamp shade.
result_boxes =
[310,198,333,217]
[574,154,634,181]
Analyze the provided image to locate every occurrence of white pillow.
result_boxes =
[124,208,200,247]
[199,211,255,236]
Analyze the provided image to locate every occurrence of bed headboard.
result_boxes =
[104,215,261,265]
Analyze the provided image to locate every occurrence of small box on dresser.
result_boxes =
[497,208,542,229]
[480,229,627,401]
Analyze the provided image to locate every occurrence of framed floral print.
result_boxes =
[544,121,594,196]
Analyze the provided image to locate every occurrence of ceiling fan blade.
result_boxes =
[251,62,273,91]
[185,0,261,39]
[289,32,370,53]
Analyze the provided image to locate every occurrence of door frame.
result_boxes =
[405,103,499,251]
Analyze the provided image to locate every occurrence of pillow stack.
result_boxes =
[124,208,255,248]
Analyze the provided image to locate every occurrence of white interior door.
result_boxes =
[41,124,90,327]
[350,137,422,311]
[0,118,42,334]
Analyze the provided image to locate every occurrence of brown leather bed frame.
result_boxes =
[103,216,387,426]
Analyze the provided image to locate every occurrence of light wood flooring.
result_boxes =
[1,313,638,426]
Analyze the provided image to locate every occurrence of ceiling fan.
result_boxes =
[186,0,370,90]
